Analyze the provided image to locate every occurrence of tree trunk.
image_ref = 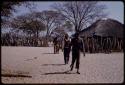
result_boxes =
[44,27,49,47]
[42,35,49,47]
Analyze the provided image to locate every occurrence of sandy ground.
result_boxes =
[1,46,124,84]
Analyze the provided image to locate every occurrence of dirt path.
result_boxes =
[1,46,124,84]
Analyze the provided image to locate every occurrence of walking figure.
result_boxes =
[53,37,59,54]
[70,32,85,74]
[63,34,71,64]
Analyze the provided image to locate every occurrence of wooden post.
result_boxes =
[93,38,95,53]
[116,37,118,50]
[101,36,103,52]
[86,37,89,53]
[102,37,105,53]
[88,38,90,53]
[118,38,121,51]
[102,38,106,53]
[119,39,122,51]
[92,37,95,53]
[109,38,112,53]
[121,39,123,51]
[114,37,117,50]
[85,37,87,52]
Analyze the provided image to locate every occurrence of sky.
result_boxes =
[99,1,124,24]
[13,1,124,24]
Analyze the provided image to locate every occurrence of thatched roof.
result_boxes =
[80,18,124,38]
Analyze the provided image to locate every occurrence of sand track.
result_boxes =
[1,46,124,84]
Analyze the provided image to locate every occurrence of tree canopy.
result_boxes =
[11,13,45,38]
[52,1,107,32]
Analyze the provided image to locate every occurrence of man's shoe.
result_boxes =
[77,71,80,74]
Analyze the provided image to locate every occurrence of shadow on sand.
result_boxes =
[42,53,55,54]
[42,70,76,75]
[42,64,65,66]
[2,74,32,78]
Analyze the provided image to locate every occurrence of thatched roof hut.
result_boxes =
[80,18,124,38]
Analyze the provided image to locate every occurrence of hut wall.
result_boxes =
[81,36,123,53]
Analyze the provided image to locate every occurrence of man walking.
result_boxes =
[53,37,59,54]
[63,34,71,64]
[70,32,85,74]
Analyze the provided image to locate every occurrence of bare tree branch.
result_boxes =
[52,1,107,32]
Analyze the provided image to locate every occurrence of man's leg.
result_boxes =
[64,57,66,64]
[66,48,69,64]
[64,56,66,64]
[67,48,70,64]
[70,52,76,71]
[76,53,80,74]
[67,56,69,64]
[64,51,67,64]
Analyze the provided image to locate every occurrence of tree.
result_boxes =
[11,13,45,39]
[1,1,35,28]
[62,21,73,32]
[51,21,73,38]
[52,1,107,32]
[34,10,65,46]
[1,2,21,19]
[35,10,65,37]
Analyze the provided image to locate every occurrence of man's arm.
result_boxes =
[62,38,65,51]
